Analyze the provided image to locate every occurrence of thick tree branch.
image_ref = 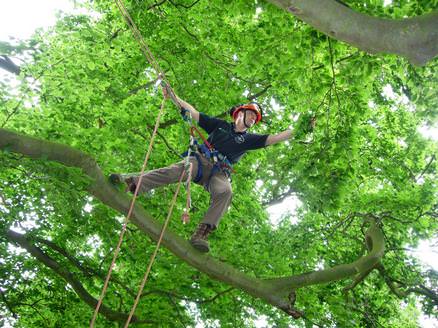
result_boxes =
[343,265,377,292]
[262,188,295,207]
[267,0,438,65]
[0,128,385,319]
[5,229,153,324]
[265,219,385,293]
[0,55,21,75]
[0,290,19,319]
[416,154,436,182]
[377,264,438,306]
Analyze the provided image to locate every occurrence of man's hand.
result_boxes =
[265,113,316,146]
[161,85,200,122]
[265,129,293,146]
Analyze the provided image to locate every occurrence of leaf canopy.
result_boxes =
[0,1,437,327]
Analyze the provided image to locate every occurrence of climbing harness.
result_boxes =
[182,123,235,182]
[180,107,235,179]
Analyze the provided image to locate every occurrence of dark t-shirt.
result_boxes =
[198,112,269,164]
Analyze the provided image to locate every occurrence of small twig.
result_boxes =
[165,294,188,328]
[416,154,435,182]
[247,84,272,101]
[132,127,183,159]
[169,0,201,9]
[128,77,161,95]
[261,188,296,207]
[1,100,24,128]
[141,287,234,304]
[312,52,358,70]
[327,38,341,109]
[147,0,168,11]
[34,237,136,297]
[197,287,235,304]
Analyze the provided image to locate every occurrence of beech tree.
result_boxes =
[1,0,437,327]
[268,0,438,66]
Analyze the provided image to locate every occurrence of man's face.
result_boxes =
[237,110,257,128]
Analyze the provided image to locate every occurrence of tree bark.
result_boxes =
[0,128,385,317]
[0,55,21,75]
[267,0,438,66]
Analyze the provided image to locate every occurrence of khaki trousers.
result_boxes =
[131,154,232,228]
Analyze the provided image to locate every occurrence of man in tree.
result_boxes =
[110,91,294,253]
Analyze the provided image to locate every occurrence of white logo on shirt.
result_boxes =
[234,135,245,144]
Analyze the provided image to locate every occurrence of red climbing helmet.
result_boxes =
[229,102,263,124]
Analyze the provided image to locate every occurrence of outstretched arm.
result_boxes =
[162,86,200,122]
[265,116,316,146]
[265,129,293,146]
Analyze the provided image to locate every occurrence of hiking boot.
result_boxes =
[190,223,213,253]
[109,174,137,193]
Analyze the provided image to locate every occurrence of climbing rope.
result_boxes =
[181,161,193,224]
[114,0,163,77]
[114,0,179,99]
[124,168,186,327]
[90,94,167,327]
[179,111,194,224]
[90,0,192,326]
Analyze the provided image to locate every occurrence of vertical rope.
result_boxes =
[114,0,177,96]
[91,0,185,324]
[124,168,186,327]
[90,96,167,327]
[182,162,193,224]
